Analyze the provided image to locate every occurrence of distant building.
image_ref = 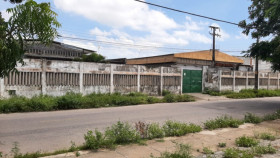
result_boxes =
[236,56,273,72]
[24,41,96,61]
[106,50,246,70]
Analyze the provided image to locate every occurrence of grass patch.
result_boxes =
[235,136,259,147]
[255,132,276,141]
[223,145,277,158]
[163,120,202,137]
[150,143,192,158]
[244,113,262,124]
[202,147,214,154]
[262,110,280,121]
[251,145,276,156]
[218,142,226,148]
[0,92,195,113]
[204,115,244,130]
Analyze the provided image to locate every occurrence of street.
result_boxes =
[0,97,280,155]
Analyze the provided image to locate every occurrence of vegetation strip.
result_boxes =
[3,110,280,158]
[205,89,280,99]
[0,92,195,113]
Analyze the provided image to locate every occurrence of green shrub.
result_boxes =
[84,130,114,150]
[235,136,259,147]
[262,110,280,121]
[0,97,29,113]
[105,121,140,144]
[56,93,82,110]
[147,97,162,104]
[244,113,262,124]
[251,145,276,156]
[162,90,171,96]
[204,115,244,130]
[202,147,214,154]
[226,92,256,99]
[163,94,176,103]
[223,148,254,158]
[175,95,195,102]
[255,132,276,141]
[218,142,226,148]
[163,121,201,137]
[147,123,164,139]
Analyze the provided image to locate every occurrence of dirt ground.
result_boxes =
[43,120,280,158]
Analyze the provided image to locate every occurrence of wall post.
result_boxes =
[267,72,270,90]
[160,67,163,96]
[218,70,222,92]
[137,65,141,92]
[277,72,280,89]
[79,62,84,94]
[41,59,47,95]
[110,64,114,94]
[232,71,235,91]
[258,72,260,90]
[0,78,4,98]
[180,68,183,94]
[245,71,249,89]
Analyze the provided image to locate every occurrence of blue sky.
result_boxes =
[0,0,255,59]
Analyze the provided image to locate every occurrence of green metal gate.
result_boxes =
[182,70,202,93]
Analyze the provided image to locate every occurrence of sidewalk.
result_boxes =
[43,120,280,158]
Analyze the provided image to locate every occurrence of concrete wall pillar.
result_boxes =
[180,68,183,94]
[0,78,4,98]
[218,70,222,92]
[41,59,47,95]
[79,62,84,94]
[277,72,280,89]
[258,72,260,90]
[160,67,163,96]
[110,64,114,94]
[137,65,140,92]
[232,71,235,91]
[267,72,270,90]
[202,66,208,92]
[246,71,249,89]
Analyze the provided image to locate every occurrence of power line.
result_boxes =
[134,0,239,26]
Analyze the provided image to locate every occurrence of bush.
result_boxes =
[163,94,176,103]
[226,92,256,99]
[162,90,171,96]
[56,93,83,110]
[147,123,164,139]
[84,130,114,150]
[223,148,254,158]
[262,110,280,121]
[151,144,192,158]
[202,147,214,154]
[255,132,276,141]
[204,115,243,130]
[163,121,201,137]
[0,96,29,113]
[175,95,195,102]
[251,145,276,156]
[244,113,262,124]
[218,142,226,148]
[147,97,162,104]
[105,121,140,144]
[235,136,259,147]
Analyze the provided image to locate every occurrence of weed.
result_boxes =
[251,145,276,156]
[163,94,176,103]
[223,148,254,158]
[244,113,262,124]
[175,95,195,102]
[204,115,243,130]
[255,132,276,141]
[235,136,259,147]
[11,142,20,157]
[155,139,165,142]
[218,142,226,148]
[147,123,165,139]
[56,92,83,110]
[84,130,114,150]
[105,121,140,144]
[0,152,2,158]
[69,141,77,152]
[262,110,280,121]
[135,121,148,139]
[163,120,201,137]
[202,147,214,154]
[75,151,80,157]
[151,143,192,158]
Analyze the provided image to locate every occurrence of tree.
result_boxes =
[4,0,24,4]
[0,0,60,77]
[239,0,280,71]
[75,52,105,63]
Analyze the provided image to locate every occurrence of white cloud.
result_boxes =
[54,0,178,32]
[235,31,249,39]
[1,10,11,21]
[90,27,111,37]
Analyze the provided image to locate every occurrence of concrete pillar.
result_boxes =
[202,66,208,93]
[110,64,114,94]
[137,65,140,92]
[41,59,47,95]
[258,72,260,90]
[246,72,248,89]
[180,68,183,94]
[277,72,280,89]
[267,73,270,90]
[160,67,163,96]
[79,62,84,94]
[0,78,4,98]
[232,71,235,91]
[218,70,222,92]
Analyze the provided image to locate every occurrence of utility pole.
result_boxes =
[209,26,220,67]
[255,36,260,90]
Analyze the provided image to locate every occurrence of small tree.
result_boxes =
[0,0,60,77]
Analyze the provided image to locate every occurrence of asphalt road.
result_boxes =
[0,97,280,155]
